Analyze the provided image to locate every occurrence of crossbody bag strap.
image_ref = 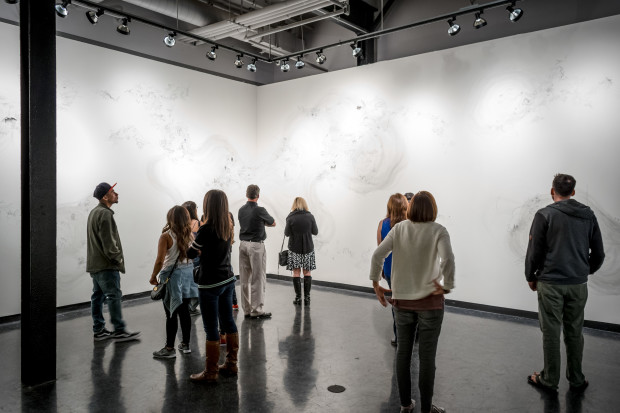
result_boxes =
[280,234,286,252]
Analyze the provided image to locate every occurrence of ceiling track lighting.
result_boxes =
[280,59,290,72]
[295,56,305,69]
[86,8,104,25]
[247,58,257,72]
[206,45,218,61]
[234,54,244,68]
[316,50,327,65]
[55,0,71,18]
[473,11,487,29]
[117,17,131,35]
[506,3,524,22]
[163,31,176,47]
[350,42,363,58]
[447,18,460,36]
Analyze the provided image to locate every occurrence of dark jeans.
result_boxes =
[199,281,238,341]
[90,270,126,333]
[386,278,396,341]
[394,308,444,412]
[537,282,588,388]
[163,298,191,347]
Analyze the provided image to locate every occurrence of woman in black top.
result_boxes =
[187,189,238,382]
[284,197,318,305]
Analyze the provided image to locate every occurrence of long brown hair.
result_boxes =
[203,189,233,241]
[162,206,192,261]
[181,200,199,221]
[407,191,438,222]
[386,193,408,228]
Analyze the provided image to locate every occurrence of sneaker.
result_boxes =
[400,400,415,412]
[570,380,589,393]
[93,328,112,341]
[429,405,446,413]
[249,311,272,319]
[111,330,141,342]
[188,308,201,316]
[220,334,227,346]
[232,304,239,311]
[153,346,176,359]
[177,343,191,354]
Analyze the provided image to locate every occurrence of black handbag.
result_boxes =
[193,265,200,284]
[151,257,179,300]
[278,235,288,266]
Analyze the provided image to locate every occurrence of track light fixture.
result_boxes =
[86,8,104,25]
[247,58,257,72]
[295,56,305,69]
[55,1,70,18]
[280,59,290,72]
[234,54,244,68]
[447,18,460,36]
[351,42,363,58]
[206,45,218,61]
[473,11,487,29]
[506,3,523,22]
[163,32,176,47]
[117,18,130,35]
[316,50,326,65]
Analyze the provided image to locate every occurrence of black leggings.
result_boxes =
[163,298,191,348]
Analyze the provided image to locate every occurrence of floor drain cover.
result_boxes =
[327,385,346,393]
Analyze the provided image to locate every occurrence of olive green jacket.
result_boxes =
[86,203,125,273]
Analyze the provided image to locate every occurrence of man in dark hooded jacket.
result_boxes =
[525,174,605,393]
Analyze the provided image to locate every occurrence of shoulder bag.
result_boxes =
[278,235,288,266]
[151,257,179,300]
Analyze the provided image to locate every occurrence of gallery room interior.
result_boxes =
[1,0,619,411]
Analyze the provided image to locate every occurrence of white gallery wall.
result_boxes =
[256,15,620,324]
[1,15,619,323]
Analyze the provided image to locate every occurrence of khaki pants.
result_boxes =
[239,241,267,314]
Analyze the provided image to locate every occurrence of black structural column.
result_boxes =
[20,0,57,386]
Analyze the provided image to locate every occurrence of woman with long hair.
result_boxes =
[149,206,198,358]
[377,193,409,346]
[284,197,319,305]
[187,189,238,382]
[370,191,455,413]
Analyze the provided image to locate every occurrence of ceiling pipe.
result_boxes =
[244,9,346,41]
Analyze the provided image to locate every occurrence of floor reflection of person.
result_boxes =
[238,319,274,411]
[89,342,135,412]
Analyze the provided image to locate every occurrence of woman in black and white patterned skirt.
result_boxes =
[284,197,318,305]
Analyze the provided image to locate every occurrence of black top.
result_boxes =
[525,199,605,284]
[238,201,275,242]
[284,210,318,254]
[187,223,234,287]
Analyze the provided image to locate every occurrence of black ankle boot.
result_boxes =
[293,277,302,305]
[303,276,311,305]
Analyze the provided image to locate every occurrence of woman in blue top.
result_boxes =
[376,193,409,346]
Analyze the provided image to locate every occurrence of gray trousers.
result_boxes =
[239,241,267,314]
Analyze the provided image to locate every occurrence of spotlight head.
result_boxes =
[86,8,104,25]
[55,1,70,18]
[447,18,460,36]
[206,45,218,61]
[234,55,244,68]
[295,57,305,69]
[350,42,363,58]
[117,18,130,35]
[163,32,176,47]
[473,11,487,29]
[247,58,257,72]
[316,50,326,64]
[280,60,290,73]
[507,5,523,22]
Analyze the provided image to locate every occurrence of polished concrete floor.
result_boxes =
[2,279,619,412]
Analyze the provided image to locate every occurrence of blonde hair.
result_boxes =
[290,197,309,212]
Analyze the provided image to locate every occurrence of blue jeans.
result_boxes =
[394,308,443,412]
[199,281,238,341]
[90,270,126,333]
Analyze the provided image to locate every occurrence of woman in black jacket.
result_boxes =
[284,197,318,305]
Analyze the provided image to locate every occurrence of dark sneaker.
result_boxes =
[249,311,272,319]
[188,308,201,317]
[153,347,176,359]
[570,380,589,393]
[93,328,112,341]
[111,330,141,342]
[400,399,415,412]
[177,343,191,354]
[232,304,239,311]
[430,405,446,413]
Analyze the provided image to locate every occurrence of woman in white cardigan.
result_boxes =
[370,191,455,413]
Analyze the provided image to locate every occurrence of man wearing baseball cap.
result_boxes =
[87,182,140,342]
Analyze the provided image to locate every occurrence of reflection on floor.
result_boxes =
[1,279,619,412]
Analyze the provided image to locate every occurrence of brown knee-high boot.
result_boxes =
[218,332,239,375]
[190,340,220,382]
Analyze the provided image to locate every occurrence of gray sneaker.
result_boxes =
[111,330,141,342]
[177,343,191,354]
[93,328,112,341]
[429,405,445,413]
[153,347,176,359]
